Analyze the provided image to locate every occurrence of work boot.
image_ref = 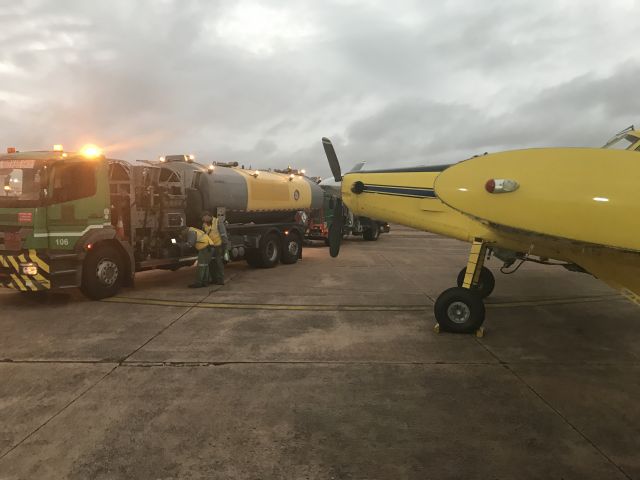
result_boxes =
[188,283,206,288]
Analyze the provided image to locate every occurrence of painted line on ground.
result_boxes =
[101,293,623,312]
[486,294,623,308]
[101,296,430,311]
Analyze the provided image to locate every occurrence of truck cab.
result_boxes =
[0,146,115,293]
[0,145,193,299]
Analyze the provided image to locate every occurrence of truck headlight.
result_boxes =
[21,263,38,275]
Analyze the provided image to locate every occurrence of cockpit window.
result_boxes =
[603,134,640,150]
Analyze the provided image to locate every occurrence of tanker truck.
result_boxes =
[0,146,323,299]
[306,168,390,244]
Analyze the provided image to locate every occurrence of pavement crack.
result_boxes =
[0,291,215,458]
[504,364,633,480]
[473,337,632,480]
[0,359,119,364]
[118,292,210,364]
[377,252,436,303]
[119,360,500,367]
[0,364,119,461]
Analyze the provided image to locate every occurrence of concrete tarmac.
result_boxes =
[1,225,639,479]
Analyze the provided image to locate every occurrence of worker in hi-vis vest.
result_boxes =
[202,211,229,285]
[185,225,214,288]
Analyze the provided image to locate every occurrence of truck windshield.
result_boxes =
[0,159,44,206]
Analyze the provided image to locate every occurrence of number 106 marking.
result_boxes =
[55,238,70,246]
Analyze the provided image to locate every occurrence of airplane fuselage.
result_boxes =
[340,149,640,303]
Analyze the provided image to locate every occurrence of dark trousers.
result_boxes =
[194,248,212,286]
[209,245,225,284]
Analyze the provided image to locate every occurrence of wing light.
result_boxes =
[485,178,519,194]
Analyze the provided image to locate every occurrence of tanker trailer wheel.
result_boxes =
[255,233,281,268]
[281,231,302,265]
[80,244,123,300]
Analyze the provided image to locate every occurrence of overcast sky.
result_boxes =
[1,0,638,176]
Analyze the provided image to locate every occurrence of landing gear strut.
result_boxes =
[434,238,489,334]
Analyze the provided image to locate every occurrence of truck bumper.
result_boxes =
[306,225,329,240]
[0,250,52,291]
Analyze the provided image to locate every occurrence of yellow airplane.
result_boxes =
[321,126,640,334]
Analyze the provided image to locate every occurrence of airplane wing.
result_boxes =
[348,161,366,173]
[571,249,640,304]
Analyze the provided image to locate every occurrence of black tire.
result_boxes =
[456,266,495,298]
[251,233,281,268]
[434,287,485,333]
[245,249,262,268]
[80,245,123,300]
[281,232,302,264]
[363,224,380,241]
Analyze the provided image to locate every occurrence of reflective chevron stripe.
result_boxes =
[0,250,52,291]
[29,249,50,273]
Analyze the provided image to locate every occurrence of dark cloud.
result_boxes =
[0,0,637,177]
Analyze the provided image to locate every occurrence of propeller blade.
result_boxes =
[329,197,344,258]
[322,137,342,182]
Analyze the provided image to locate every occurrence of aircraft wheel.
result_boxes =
[434,287,485,334]
[456,266,495,298]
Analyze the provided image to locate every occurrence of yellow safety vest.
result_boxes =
[189,227,214,251]
[204,218,222,247]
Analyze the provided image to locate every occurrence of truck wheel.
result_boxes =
[258,233,281,268]
[281,232,302,264]
[245,250,262,268]
[80,245,123,300]
[363,225,380,241]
